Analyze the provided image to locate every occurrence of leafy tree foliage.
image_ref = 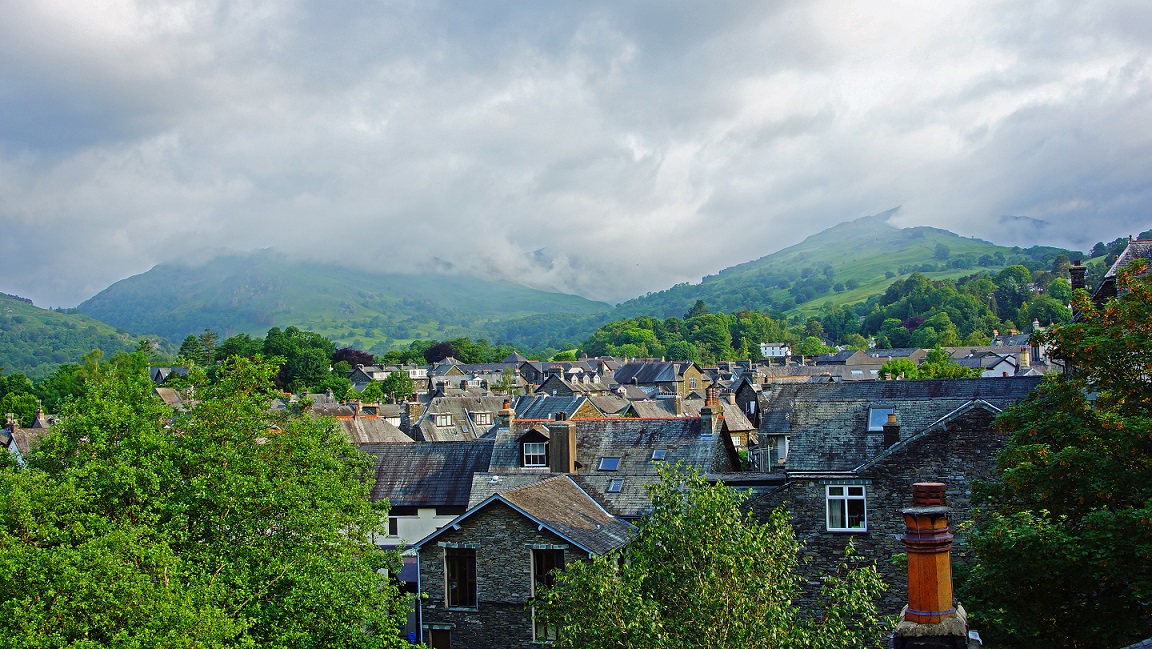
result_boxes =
[359,380,384,403]
[0,353,411,647]
[0,392,39,426]
[534,465,891,648]
[963,260,1152,648]
[381,370,414,403]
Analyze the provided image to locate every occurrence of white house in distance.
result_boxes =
[760,342,791,358]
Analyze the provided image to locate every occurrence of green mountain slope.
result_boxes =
[0,293,157,379]
[77,251,612,352]
[612,210,1079,319]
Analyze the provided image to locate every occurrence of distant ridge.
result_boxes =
[77,250,611,351]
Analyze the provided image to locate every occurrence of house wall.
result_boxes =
[748,407,1004,614]
[381,507,458,548]
[418,501,588,649]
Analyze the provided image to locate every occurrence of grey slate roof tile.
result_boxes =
[362,441,495,507]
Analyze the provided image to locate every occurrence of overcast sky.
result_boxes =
[2,0,1150,307]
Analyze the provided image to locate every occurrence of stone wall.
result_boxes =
[748,407,1005,614]
[418,501,588,649]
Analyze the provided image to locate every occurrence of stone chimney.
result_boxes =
[1069,260,1086,291]
[1018,347,1030,370]
[893,482,969,649]
[699,388,723,437]
[883,412,900,448]
[547,412,576,474]
[498,399,515,429]
[673,394,684,416]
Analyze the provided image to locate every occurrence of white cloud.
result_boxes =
[1,0,1150,307]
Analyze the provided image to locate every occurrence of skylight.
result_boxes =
[598,457,621,471]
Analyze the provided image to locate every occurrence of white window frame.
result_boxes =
[689,377,698,390]
[434,413,453,427]
[523,442,547,467]
[867,407,894,431]
[473,412,492,426]
[826,485,867,531]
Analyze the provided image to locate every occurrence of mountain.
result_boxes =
[77,251,612,353]
[611,209,1079,320]
[0,293,164,379]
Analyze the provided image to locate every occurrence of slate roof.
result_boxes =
[488,417,727,518]
[815,350,870,365]
[512,395,594,420]
[416,475,631,555]
[588,394,629,415]
[614,361,680,385]
[1105,239,1152,279]
[413,395,507,441]
[759,377,1041,472]
[362,440,495,507]
[868,348,926,359]
[334,416,413,444]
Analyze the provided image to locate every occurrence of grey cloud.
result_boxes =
[1,0,1151,308]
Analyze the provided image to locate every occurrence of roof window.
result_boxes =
[607,478,624,493]
[651,449,667,462]
[867,407,894,431]
[597,457,621,471]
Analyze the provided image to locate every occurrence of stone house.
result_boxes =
[745,376,1041,612]
[413,475,631,649]
[612,361,710,398]
[411,396,508,442]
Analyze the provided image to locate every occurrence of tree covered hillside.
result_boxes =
[613,211,1084,320]
[0,293,172,380]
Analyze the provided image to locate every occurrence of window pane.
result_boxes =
[446,548,476,608]
[828,486,844,496]
[598,457,620,471]
[848,486,864,497]
[847,498,866,528]
[828,499,845,528]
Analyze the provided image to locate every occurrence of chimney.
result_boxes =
[498,400,515,429]
[893,482,969,649]
[883,412,900,447]
[547,412,576,474]
[1069,260,1086,291]
[1018,347,1030,370]
[673,394,684,416]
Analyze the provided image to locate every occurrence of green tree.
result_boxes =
[685,299,710,319]
[381,370,415,403]
[178,334,206,366]
[360,380,384,403]
[918,347,980,378]
[491,367,519,395]
[33,363,84,413]
[963,259,1152,648]
[0,392,39,426]
[551,350,578,362]
[533,464,890,649]
[878,357,920,380]
[0,353,411,647]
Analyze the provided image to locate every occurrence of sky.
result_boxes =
[2,0,1151,308]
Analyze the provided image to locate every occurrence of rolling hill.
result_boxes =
[77,251,612,354]
[611,209,1079,320]
[0,293,169,379]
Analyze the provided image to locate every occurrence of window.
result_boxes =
[766,435,789,467]
[435,413,453,427]
[473,412,492,426]
[607,478,624,493]
[388,517,399,536]
[523,442,547,467]
[445,548,477,608]
[651,449,667,462]
[597,457,620,471]
[689,377,698,389]
[826,485,867,531]
[532,549,565,641]
[867,407,894,431]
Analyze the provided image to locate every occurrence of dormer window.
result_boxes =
[597,457,621,471]
[523,442,547,467]
[434,413,453,427]
[867,407,894,431]
[473,412,492,426]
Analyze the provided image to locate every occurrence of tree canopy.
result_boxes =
[534,465,890,649]
[0,353,411,647]
[963,259,1152,648]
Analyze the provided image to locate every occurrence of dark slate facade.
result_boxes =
[747,377,1042,614]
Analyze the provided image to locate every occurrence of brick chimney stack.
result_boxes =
[1069,260,1086,291]
[883,412,900,447]
[547,412,576,474]
[894,482,970,649]
[498,399,515,429]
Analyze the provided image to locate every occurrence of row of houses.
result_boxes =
[359,375,1041,647]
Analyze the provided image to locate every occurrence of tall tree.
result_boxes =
[381,370,415,403]
[963,259,1152,648]
[534,465,890,649]
[0,353,411,647]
